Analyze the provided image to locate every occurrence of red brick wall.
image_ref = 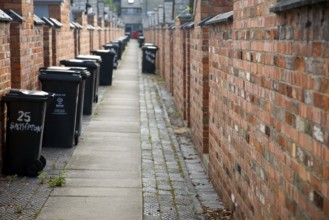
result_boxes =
[0,21,11,168]
[173,19,187,121]
[0,22,11,95]
[74,12,90,55]
[207,1,329,220]
[208,20,235,216]
[6,2,43,89]
[185,28,192,126]
[43,26,53,67]
[98,19,105,48]
[163,26,173,94]
[49,0,75,63]
[189,0,233,159]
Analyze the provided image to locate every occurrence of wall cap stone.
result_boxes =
[4,9,25,23]
[41,17,54,27]
[205,11,233,25]
[198,16,213,26]
[0,9,12,22]
[270,0,328,12]
[72,22,83,29]
[34,0,64,4]
[87,24,95,30]
[49,17,63,28]
[34,14,45,25]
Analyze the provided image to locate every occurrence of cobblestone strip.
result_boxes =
[140,73,225,220]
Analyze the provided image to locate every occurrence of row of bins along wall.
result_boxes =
[0,36,130,177]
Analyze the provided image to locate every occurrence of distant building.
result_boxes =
[120,0,143,38]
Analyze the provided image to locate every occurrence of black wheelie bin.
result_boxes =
[103,43,118,69]
[111,40,123,60]
[76,55,102,103]
[60,59,98,115]
[90,49,116,86]
[39,69,82,148]
[40,66,90,145]
[142,45,159,74]
[2,89,54,177]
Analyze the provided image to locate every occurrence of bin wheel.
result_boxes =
[39,155,47,168]
[26,160,44,177]
[75,135,79,146]
[95,95,98,103]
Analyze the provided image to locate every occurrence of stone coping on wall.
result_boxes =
[87,24,95,30]
[49,18,63,28]
[41,17,55,27]
[72,22,83,29]
[34,0,64,4]
[180,21,194,29]
[270,0,328,12]
[205,11,233,26]
[34,15,45,25]
[0,9,12,22]
[198,16,213,26]
[4,9,24,23]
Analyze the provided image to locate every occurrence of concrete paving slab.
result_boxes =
[51,186,141,197]
[37,196,142,220]
[86,121,140,133]
[66,170,141,179]
[65,178,141,188]
[66,152,140,171]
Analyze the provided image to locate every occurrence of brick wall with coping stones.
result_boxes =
[3,0,43,90]
[74,12,91,55]
[190,0,233,157]
[88,15,98,51]
[49,0,75,65]
[185,28,192,126]
[98,19,105,47]
[173,18,187,122]
[206,1,329,219]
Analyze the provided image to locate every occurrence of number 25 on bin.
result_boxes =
[17,111,31,123]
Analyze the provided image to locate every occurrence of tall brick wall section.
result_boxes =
[185,28,192,126]
[207,1,329,220]
[49,1,75,64]
[173,19,187,121]
[88,16,98,51]
[208,19,235,216]
[0,21,11,95]
[189,0,233,161]
[2,0,43,90]
[0,20,11,168]
[163,26,174,94]
[74,12,91,55]
[43,25,53,66]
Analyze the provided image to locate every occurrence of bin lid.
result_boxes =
[41,66,91,79]
[76,55,102,63]
[60,59,99,69]
[142,45,158,51]
[2,89,54,102]
[39,69,82,83]
[91,49,116,55]
[143,43,157,47]
[111,40,122,44]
